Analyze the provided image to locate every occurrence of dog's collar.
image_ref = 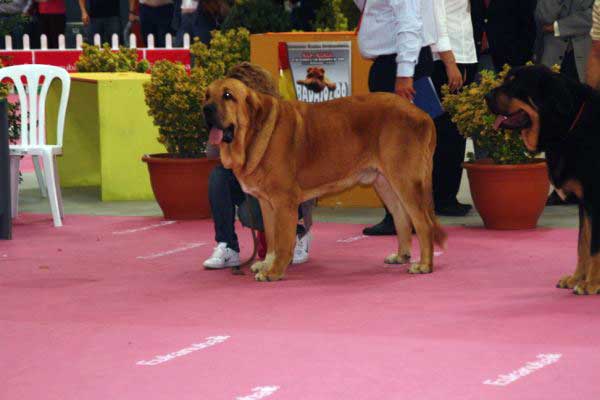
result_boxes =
[568,101,587,133]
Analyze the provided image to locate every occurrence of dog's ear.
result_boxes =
[246,89,263,124]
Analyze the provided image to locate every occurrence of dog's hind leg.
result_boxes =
[373,174,412,265]
[253,199,297,282]
[383,170,437,274]
[558,205,589,289]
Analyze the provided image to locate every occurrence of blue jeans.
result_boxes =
[175,11,214,46]
[87,16,121,45]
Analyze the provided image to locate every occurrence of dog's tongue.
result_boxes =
[493,115,507,130]
[209,127,224,145]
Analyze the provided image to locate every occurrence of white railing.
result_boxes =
[1,33,192,51]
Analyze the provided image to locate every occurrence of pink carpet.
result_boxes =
[1,214,599,400]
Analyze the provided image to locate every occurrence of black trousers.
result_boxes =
[140,4,175,48]
[367,47,433,218]
[39,14,66,49]
[431,61,478,207]
[368,47,434,93]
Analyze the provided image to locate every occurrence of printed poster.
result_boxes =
[285,41,352,103]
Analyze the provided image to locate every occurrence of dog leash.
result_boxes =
[231,194,259,276]
[568,101,587,133]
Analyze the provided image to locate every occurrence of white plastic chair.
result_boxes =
[2,64,71,227]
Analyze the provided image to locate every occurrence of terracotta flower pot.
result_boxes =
[463,159,550,230]
[142,154,221,220]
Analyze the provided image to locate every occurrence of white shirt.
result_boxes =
[181,0,198,13]
[432,0,477,64]
[354,0,439,77]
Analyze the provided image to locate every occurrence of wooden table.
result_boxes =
[46,73,165,201]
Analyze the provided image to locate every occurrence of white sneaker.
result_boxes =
[292,233,311,265]
[203,243,240,269]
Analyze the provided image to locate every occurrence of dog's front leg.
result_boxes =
[573,206,600,295]
[558,205,589,289]
[253,199,297,282]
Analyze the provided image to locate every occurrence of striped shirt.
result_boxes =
[593,0,600,40]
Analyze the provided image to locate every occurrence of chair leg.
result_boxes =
[53,156,64,219]
[41,152,62,227]
[33,155,48,198]
[9,155,20,219]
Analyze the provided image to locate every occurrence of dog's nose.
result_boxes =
[203,103,216,124]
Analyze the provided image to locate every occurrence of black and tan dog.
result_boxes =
[487,65,600,295]
[203,78,446,281]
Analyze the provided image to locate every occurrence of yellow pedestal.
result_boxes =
[250,32,382,208]
[46,72,166,201]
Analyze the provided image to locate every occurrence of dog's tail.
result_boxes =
[424,117,447,250]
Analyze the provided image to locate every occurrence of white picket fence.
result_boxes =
[1,33,193,51]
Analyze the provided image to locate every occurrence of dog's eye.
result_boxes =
[223,92,234,101]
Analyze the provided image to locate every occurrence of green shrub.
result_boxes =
[221,0,291,33]
[143,28,251,158]
[76,43,150,73]
[314,0,349,31]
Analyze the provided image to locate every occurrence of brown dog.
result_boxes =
[203,78,446,281]
[296,67,337,93]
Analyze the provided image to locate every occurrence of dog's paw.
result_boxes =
[408,263,432,274]
[250,261,268,274]
[573,281,600,295]
[254,271,284,282]
[556,274,583,289]
[384,253,411,265]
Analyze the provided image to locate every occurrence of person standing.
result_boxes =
[129,0,175,48]
[172,0,229,46]
[431,0,478,216]
[587,0,600,87]
[471,0,537,71]
[355,0,437,235]
[37,0,66,49]
[78,0,121,45]
[536,0,594,83]
[536,0,593,206]
[0,0,29,49]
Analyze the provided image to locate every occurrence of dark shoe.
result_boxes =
[363,218,396,236]
[435,201,472,217]
[546,191,578,206]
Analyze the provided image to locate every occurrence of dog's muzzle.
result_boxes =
[203,103,234,144]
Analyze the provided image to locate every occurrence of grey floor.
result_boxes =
[17,166,579,229]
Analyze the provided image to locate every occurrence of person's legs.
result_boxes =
[153,4,175,47]
[204,166,245,269]
[431,61,476,216]
[176,13,195,47]
[208,166,245,252]
[139,4,154,46]
[101,16,121,45]
[39,14,65,49]
[363,48,433,235]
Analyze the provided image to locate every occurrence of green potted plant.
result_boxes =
[442,65,550,230]
[141,28,250,219]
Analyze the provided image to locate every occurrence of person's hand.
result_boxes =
[543,24,555,33]
[129,11,138,23]
[445,62,464,92]
[81,11,90,26]
[395,77,415,101]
